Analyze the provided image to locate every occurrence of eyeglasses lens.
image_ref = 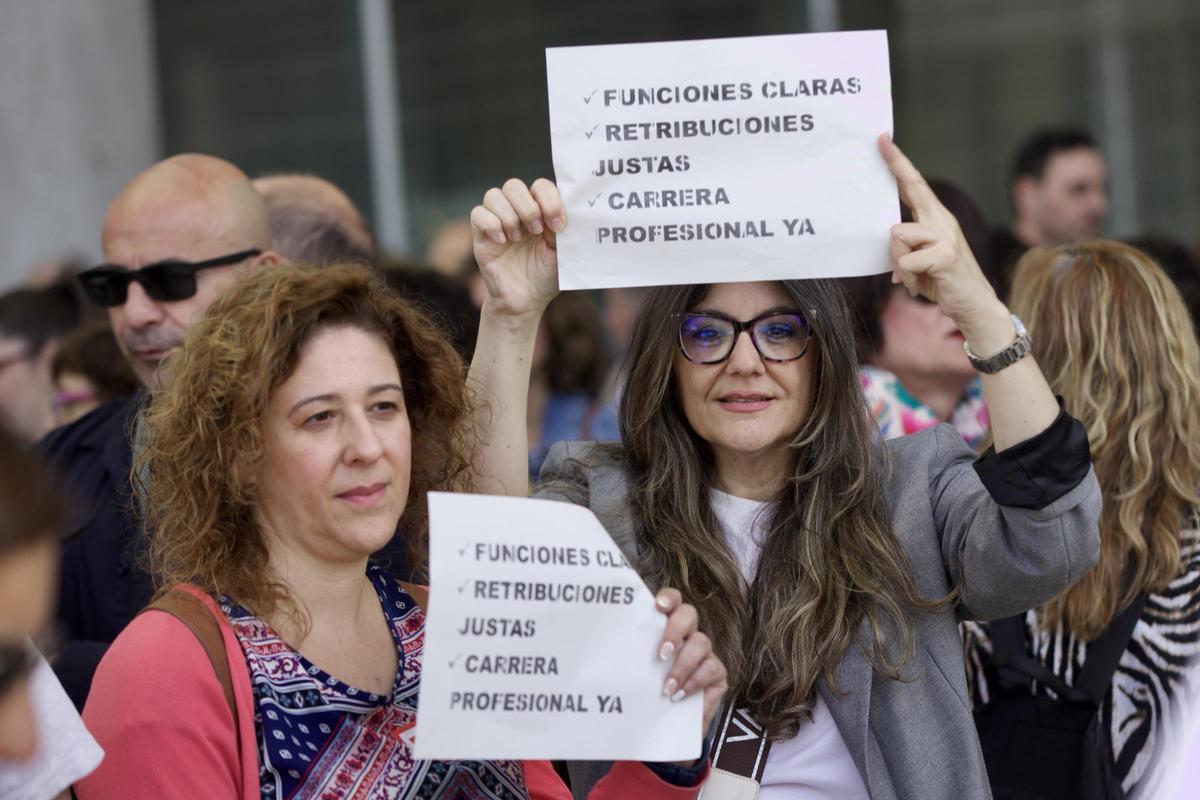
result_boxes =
[680,316,736,363]
[144,264,197,303]
[752,314,809,360]
[80,271,128,307]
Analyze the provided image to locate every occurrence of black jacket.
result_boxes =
[38,394,150,709]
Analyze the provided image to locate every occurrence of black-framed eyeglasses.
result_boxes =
[0,642,35,695]
[676,309,812,365]
[77,249,262,308]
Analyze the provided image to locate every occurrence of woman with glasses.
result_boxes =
[464,137,1102,800]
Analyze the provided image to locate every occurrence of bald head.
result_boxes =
[252,173,376,265]
[98,154,278,390]
[103,154,270,259]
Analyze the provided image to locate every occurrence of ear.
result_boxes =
[250,250,283,269]
[1012,176,1038,217]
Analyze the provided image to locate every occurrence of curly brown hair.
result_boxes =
[139,263,470,620]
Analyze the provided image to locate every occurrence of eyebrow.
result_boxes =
[287,383,403,416]
[690,305,800,317]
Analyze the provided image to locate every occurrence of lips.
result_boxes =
[337,482,388,506]
[717,392,773,412]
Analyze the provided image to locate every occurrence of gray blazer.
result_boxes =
[536,424,1101,800]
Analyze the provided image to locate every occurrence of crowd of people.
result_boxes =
[0,120,1196,800]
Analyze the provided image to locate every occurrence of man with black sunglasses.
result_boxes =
[38,154,280,708]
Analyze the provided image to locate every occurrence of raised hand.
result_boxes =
[470,178,565,321]
[878,134,1004,335]
[654,588,728,740]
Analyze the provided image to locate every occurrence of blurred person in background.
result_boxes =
[40,153,280,708]
[965,241,1200,799]
[425,217,474,277]
[0,284,81,443]
[528,291,609,477]
[1126,235,1200,335]
[77,264,723,799]
[0,424,103,799]
[50,321,140,426]
[383,258,480,361]
[252,173,378,265]
[588,287,647,442]
[989,128,1109,297]
[847,179,997,448]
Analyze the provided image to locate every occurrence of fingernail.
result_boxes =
[549,216,565,233]
[663,678,677,697]
[656,596,670,610]
[671,689,686,703]
[530,220,544,235]
[491,231,505,245]
[659,641,674,661]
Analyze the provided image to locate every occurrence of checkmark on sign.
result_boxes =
[588,193,602,207]
[457,580,470,594]
[583,89,597,104]
[449,654,462,669]
[458,542,470,556]
[585,124,599,139]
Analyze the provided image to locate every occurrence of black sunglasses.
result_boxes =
[0,642,35,695]
[78,249,261,308]
[676,309,812,365]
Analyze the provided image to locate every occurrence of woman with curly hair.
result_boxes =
[965,241,1200,799]
[76,264,726,799]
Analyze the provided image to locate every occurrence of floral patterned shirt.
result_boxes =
[859,365,990,449]
[222,565,529,800]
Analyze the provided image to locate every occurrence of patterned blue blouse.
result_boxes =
[222,565,529,799]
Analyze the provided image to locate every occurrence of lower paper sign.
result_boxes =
[413,492,702,761]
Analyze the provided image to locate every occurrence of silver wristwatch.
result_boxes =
[963,315,1032,374]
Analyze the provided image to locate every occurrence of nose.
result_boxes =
[120,281,166,329]
[725,330,765,375]
[343,411,385,464]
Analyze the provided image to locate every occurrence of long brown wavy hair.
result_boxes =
[1010,241,1200,640]
[139,263,470,622]
[619,280,947,739]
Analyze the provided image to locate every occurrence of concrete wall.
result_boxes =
[0,0,160,290]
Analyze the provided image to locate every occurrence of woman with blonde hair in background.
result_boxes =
[966,240,1200,799]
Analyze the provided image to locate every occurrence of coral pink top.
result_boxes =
[77,585,707,799]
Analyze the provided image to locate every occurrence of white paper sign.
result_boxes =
[546,30,897,290]
[413,492,702,761]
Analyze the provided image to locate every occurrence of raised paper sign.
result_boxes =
[545,30,897,289]
[413,492,702,761]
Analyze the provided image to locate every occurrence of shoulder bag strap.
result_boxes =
[144,591,237,724]
[708,700,772,781]
[989,613,1093,704]
[1074,593,1147,706]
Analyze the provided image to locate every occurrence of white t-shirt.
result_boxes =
[0,650,104,800]
[711,489,870,800]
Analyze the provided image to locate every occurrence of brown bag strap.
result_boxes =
[145,591,237,726]
[710,702,772,781]
[398,581,429,614]
[140,582,425,749]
